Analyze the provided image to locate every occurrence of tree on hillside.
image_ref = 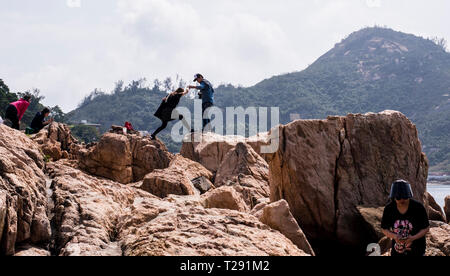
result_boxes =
[71,125,101,143]
[153,79,162,91]
[113,80,124,94]
[163,77,173,92]
[0,79,18,117]
[78,88,106,108]
[430,37,448,52]
[51,105,66,123]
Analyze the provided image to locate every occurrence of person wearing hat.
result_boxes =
[381,180,430,256]
[188,74,214,130]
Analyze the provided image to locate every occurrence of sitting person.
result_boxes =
[151,88,189,140]
[381,180,430,256]
[30,108,54,134]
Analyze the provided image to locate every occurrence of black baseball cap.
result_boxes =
[193,73,203,81]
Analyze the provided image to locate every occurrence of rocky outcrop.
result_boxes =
[181,132,270,173]
[445,196,450,223]
[14,244,51,256]
[252,200,315,256]
[356,206,393,255]
[46,160,306,256]
[426,192,446,222]
[32,122,79,161]
[0,124,51,255]
[268,111,428,251]
[201,186,248,212]
[79,133,173,184]
[117,196,308,256]
[214,143,270,209]
[357,207,385,240]
[136,155,213,198]
[47,161,142,256]
[426,221,450,256]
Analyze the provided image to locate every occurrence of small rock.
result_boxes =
[201,186,248,212]
[191,176,215,194]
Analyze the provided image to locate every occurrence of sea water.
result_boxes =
[427,183,450,209]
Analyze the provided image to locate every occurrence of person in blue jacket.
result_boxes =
[188,73,214,130]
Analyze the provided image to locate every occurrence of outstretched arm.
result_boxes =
[188,83,205,90]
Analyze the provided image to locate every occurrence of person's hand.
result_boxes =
[391,233,403,244]
[404,236,415,249]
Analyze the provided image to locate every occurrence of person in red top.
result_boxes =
[4,95,31,130]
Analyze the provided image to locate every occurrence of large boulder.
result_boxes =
[426,192,446,222]
[46,161,146,256]
[214,143,270,209]
[46,161,308,256]
[252,200,315,256]
[268,111,428,252]
[181,132,271,173]
[32,122,79,161]
[136,155,213,198]
[445,196,450,223]
[79,132,173,184]
[0,124,51,255]
[426,221,450,256]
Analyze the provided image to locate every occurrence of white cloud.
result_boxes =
[0,0,449,112]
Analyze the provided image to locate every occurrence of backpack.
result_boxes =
[124,121,134,131]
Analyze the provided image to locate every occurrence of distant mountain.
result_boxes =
[67,27,450,173]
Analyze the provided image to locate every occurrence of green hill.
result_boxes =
[67,27,450,174]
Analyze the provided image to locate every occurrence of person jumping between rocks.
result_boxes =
[381,180,430,256]
[151,88,189,140]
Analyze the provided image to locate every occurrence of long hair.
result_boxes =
[168,88,185,97]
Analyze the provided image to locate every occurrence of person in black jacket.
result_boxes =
[30,107,54,134]
[381,180,430,256]
[151,88,189,140]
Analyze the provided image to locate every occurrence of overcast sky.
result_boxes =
[1,0,449,112]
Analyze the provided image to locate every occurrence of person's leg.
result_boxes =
[5,105,19,130]
[151,120,169,139]
[202,102,213,131]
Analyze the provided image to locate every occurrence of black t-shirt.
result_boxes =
[381,199,430,256]
[30,112,46,130]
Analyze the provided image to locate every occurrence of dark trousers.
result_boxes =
[152,115,184,137]
[202,102,214,130]
[5,105,19,130]
[152,120,169,137]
